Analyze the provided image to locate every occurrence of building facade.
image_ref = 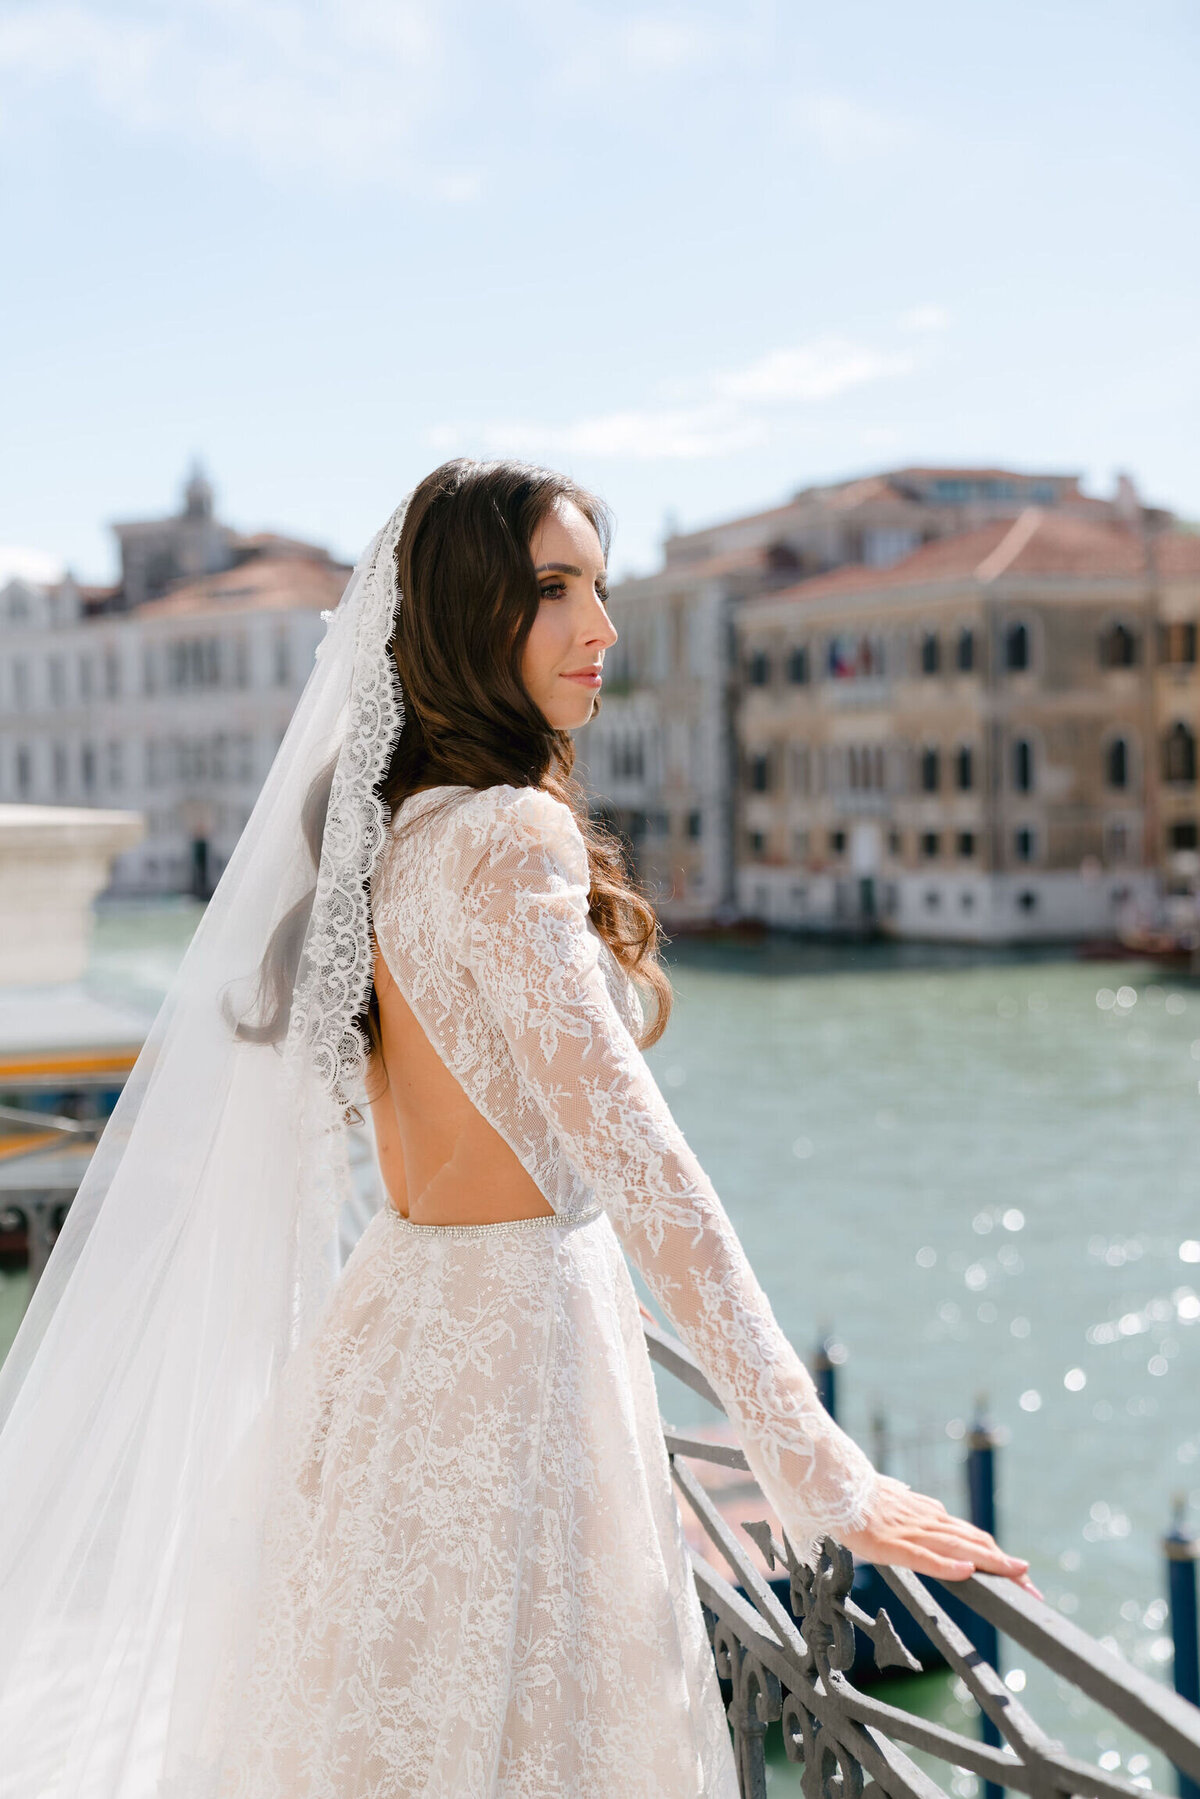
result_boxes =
[0,473,350,895]
[734,510,1200,941]
[579,465,1165,928]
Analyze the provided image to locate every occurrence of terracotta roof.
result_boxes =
[758,510,1155,607]
[887,465,1081,486]
[135,554,352,619]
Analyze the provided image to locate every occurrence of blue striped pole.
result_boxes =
[967,1398,1003,1799]
[1165,1498,1200,1799]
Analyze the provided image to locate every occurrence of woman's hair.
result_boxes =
[236,457,672,1088]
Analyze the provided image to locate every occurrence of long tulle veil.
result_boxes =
[0,496,411,1797]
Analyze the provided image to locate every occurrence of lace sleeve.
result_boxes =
[451,786,879,1559]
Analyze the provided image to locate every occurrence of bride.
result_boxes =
[0,459,1030,1798]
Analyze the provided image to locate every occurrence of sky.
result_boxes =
[0,0,1197,587]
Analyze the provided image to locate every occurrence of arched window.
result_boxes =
[1106,736,1129,789]
[1005,622,1030,672]
[920,746,940,793]
[748,649,771,687]
[920,633,940,675]
[1100,622,1137,669]
[955,745,974,791]
[1163,722,1197,785]
[1012,738,1034,792]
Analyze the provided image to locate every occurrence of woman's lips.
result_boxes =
[561,670,603,688]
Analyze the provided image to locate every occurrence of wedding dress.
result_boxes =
[184,781,879,1797]
[0,489,877,1799]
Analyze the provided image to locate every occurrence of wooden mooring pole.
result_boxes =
[1165,1499,1200,1799]
[967,1398,1003,1799]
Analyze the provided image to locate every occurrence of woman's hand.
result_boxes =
[840,1474,1043,1597]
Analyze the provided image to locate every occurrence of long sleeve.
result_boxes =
[450,786,879,1559]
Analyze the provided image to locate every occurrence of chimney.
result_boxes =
[1113,471,1141,524]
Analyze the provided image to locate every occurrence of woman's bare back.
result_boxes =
[368,942,554,1226]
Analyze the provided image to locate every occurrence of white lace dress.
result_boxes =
[204,783,878,1799]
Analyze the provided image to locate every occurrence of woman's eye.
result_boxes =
[538,581,567,600]
[596,585,610,606]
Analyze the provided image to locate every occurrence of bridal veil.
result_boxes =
[0,496,412,1797]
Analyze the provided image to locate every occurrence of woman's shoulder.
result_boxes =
[429,783,587,882]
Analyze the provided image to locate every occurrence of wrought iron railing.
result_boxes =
[644,1320,1200,1799]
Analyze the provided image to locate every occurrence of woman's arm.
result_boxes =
[451,788,1030,1586]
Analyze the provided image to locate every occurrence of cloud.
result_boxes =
[714,337,914,404]
[0,545,65,585]
[899,305,952,335]
[0,0,476,191]
[432,331,920,462]
[790,92,911,164]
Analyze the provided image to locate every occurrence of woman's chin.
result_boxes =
[545,693,598,731]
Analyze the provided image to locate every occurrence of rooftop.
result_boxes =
[134,553,352,620]
[753,509,1187,608]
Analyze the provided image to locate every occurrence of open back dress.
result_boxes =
[203,782,878,1799]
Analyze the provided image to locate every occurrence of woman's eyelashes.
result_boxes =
[538,577,610,604]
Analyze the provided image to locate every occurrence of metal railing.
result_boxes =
[644,1320,1200,1799]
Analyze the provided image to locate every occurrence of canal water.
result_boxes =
[2,904,1196,1789]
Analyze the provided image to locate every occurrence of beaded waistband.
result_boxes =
[385,1201,602,1239]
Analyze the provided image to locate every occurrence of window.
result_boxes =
[1014,827,1036,862]
[143,646,158,696]
[1160,621,1198,666]
[15,745,31,797]
[1169,820,1198,851]
[686,809,702,840]
[1017,889,1038,911]
[1100,622,1137,669]
[1012,738,1034,792]
[747,648,771,687]
[957,831,976,857]
[887,829,902,856]
[52,743,67,796]
[1106,820,1129,863]
[830,829,846,855]
[104,648,120,698]
[106,740,123,789]
[920,633,940,675]
[921,831,940,858]
[48,656,66,705]
[1004,622,1030,672]
[955,745,974,791]
[12,659,29,709]
[273,629,291,687]
[920,747,940,793]
[956,628,975,673]
[924,888,941,909]
[1164,722,1197,784]
[748,752,771,793]
[792,828,809,860]
[78,655,93,700]
[787,645,809,684]
[960,891,975,911]
[748,830,766,857]
[1106,737,1129,789]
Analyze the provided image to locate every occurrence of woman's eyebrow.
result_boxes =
[534,561,584,576]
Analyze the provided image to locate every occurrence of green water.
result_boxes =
[3,908,1197,1787]
[642,936,1198,1787]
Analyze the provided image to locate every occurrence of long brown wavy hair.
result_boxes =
[237,457,671,1086]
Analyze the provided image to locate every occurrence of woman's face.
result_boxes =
[523,499,618,730]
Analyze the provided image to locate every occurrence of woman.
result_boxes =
[0,460,1029,1799]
